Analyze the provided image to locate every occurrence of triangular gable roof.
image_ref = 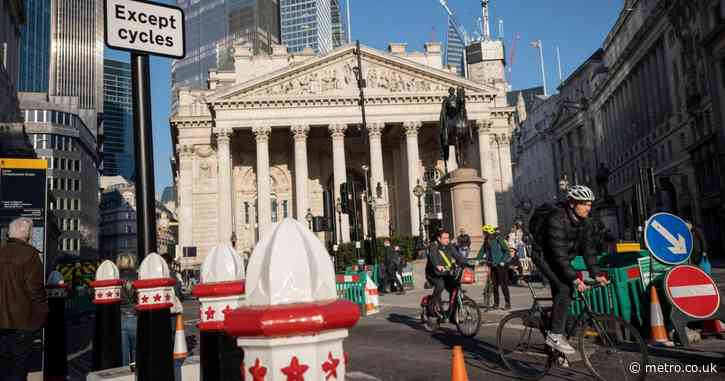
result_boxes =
[207,44,498,103]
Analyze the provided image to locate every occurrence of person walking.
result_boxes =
[686,221,709,269]
[479,225,511,310]
[118,253,138,366]
[508,222,526,258]
[383,240,404,294]
[0,218,49,380]
[456,228,472,258]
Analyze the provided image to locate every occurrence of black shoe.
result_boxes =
[504,304,511,310]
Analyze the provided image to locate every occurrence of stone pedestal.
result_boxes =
[435,168,486,256]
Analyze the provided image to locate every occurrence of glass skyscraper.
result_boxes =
[280,0,339,54]
[330,0,347,49]
[445,17,465,77]
[172,0,281,96]
[103,59,134,179]
[18,0,51,93]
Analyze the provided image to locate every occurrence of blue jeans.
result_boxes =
[121,315,137,366]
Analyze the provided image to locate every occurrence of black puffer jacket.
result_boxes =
[540,205,603,282]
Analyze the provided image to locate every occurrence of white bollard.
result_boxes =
[224,219,360,380]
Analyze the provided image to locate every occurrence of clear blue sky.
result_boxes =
[106,0,623,197]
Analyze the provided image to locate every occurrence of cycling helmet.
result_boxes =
[481,224,495,234]
[567,185,596,202]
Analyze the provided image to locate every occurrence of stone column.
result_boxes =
[496,132,514,230]
[403,121,422,237]
[477,120,498,227]
[329,124,350,242]
[367,122,389,237]
[291,125,310,222]
[254,126,272,238]
[216,128,234,243]
[448,146,458,172]
[178,145,194,249]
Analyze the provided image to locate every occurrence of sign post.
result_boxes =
[104,0,185,262]
[663,265,725,346]
[104,1,185,379]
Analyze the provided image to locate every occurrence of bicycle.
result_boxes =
[420,265,482,338]
[497,279,647,380]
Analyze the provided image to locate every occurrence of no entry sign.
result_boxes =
[104,0,185,59]
[664,265,720,319]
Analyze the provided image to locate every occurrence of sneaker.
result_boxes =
[545,333,576,354]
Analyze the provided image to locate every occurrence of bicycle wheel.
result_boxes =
[455,296,481,337]
[578,314,648,381]
[497,311,552,380]
[420,305,439,333]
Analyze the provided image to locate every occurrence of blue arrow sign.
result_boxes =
[644,213,693,265]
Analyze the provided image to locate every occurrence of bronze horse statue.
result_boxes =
[439,86,473,173]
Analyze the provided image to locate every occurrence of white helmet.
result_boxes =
[567,185,595,202]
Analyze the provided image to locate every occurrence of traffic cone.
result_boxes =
[702,319,724,338]
[648,286,674,347]
[451,345,469,381]
[364,277,380,316]
[173,314,188,360]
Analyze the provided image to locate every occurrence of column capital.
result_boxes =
[253,126,272,143]
[328,124,348,139]
[177,144,195,159]
[367,122,385,138]
[403,121,422,136]
[215,128,232,143]
[476,120,493,133]
[494,133,512,145]
[291,125,310,141]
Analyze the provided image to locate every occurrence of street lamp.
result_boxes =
[335,197,343,246]
[361,164,378,265]
[305,208,313,230]
[413,179,425,241]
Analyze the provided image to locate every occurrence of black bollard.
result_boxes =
[44,273,68,381]
[194,280,245,381]
[90,266,123,370]
[134,272,176,381]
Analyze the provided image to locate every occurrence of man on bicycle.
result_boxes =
[426,229,467,317]
[530,185,608,354]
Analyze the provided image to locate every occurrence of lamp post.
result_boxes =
[305,208,313,230]
[413,180,425,242]
[362,165,378,265]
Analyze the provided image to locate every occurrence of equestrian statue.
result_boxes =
[439,86,474,173]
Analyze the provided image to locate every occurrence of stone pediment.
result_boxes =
[208,45,497,103]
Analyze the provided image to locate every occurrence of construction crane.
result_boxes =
[507,32,521,84]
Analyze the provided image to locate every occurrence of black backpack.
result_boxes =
[528,202,559,249]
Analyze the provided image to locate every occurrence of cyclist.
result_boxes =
[425,229,467,317]
[529,185,608,354]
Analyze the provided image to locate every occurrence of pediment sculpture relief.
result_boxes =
[252,58,447,97]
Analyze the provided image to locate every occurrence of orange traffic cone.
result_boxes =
[648,286,674,347]
[173,314,188,360]
[451,345,469,381]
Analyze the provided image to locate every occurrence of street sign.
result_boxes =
[664,265,720,319]
[104,0,185,59]
[644,212,692,265]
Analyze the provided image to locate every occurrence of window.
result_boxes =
[244,202,250,224]
[283,200,288,218]
[74,199,80,210]
[75,160,80,172]
[271,198,278,223]
[75,179,80,192]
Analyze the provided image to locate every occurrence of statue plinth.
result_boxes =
[435,168,486,257]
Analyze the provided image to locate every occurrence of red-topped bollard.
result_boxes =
[90,260,123,370]
[44,271,69,381]
[133,253,176,381]
[193,243,245,381]
[225,219,360,380]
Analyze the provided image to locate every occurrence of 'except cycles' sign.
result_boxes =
[104,0,185,59]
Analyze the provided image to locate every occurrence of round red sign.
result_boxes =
[664,265,720,319]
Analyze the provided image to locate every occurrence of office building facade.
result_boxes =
[280,0,334,54]
[172,0,281,98]
[1,0,24,123]
[445,17,465,77]
[103,59,133,179]
[330,0,346,49]
[18,0,50,93]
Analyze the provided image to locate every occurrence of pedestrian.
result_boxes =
[456,228,471,258]
[118,253,138,366]
[507,249,522,286]
[0,218,49,380]
[394,245,406,291]
[383,240,404,294]
[479,225,511,310]
[508,222,526,258]
[686,221,709,269]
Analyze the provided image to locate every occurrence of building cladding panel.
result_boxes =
[18,0,51,93]
[172,0,281,95]
[103,59,134,179]
[21,106,99,258]
[49,0,104,116]
[445,17,464,77]
[280,0,333,54]
[1,0,24,123]
[330,0,345,48]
